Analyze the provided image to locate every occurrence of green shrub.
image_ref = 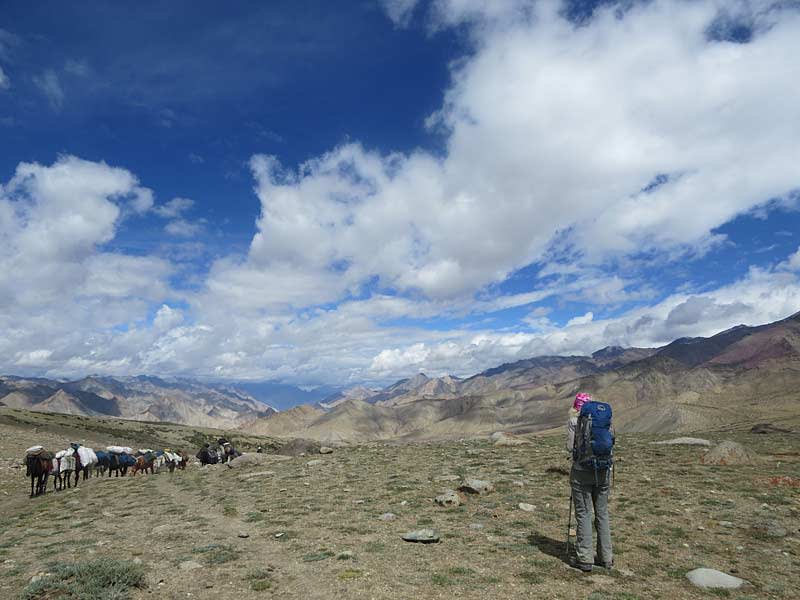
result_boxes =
[23,558,146,599]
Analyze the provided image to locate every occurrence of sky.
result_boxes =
[1,0,799,387]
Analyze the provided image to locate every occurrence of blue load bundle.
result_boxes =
[119,453,137,467]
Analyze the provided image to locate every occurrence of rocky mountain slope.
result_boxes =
[0,375,275,428]
[244,311,800,441]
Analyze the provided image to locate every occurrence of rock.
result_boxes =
[686,568,747,589]
[518,503,536,512]
[512,480,525,487]
[435,490,461,507]
[274,532,285,538]
[491,432,530,447]
[651,437,711,446]
[469,523,484,530]
[238,532,250,538]
[402,529,440,543]
[378,513,397,521]
[465,449,483,456]
[319,446,334,454]
[701,441,760,465]
[459,478,494,495]
[305,459,323,467]
[179,560,204,571]
[237,470,275,481]
[617,568,634,578]
[132,558,143,565]
[226,453,291,469]
[434,475,460,482]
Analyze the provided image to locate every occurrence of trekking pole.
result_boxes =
[565,493,573,560]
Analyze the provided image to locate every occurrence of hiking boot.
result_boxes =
[569,557,593,572]
[596,560,614,570]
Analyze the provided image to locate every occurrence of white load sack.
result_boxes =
[55,449,68,459]
[107,446,133,455]
[25,445,44,454]
[77,446,98,466]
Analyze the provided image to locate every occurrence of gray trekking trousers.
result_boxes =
[571,465,612,566]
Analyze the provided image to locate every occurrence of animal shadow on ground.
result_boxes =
[528,532,570,565]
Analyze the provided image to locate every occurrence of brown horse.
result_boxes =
[26,450,53,497]
[130,454,155,476]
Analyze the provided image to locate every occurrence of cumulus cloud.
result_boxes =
[2,2,800,385]
[0,156,175,375]
[206,0,800,314]
[0,66,8,89]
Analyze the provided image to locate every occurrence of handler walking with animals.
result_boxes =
[566,392,614,573]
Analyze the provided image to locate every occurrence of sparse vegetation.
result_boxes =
[1,408,798,598]
[22,557,146,599]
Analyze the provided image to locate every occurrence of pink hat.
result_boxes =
[574,392,592,412]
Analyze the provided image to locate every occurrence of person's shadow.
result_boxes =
[527,532,571,565]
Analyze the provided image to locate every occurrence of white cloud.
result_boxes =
[0,66,8,89]
[33,69,65,110]
[154,197,194,218]
[165,218,204,237]
[64,59,89,77]
[207,0,800,313]
[779,247,800,271]
[381,0,421,26]
[1,2,800,386]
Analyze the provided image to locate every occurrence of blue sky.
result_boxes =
[1,0,799,386]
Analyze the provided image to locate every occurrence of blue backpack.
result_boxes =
[573,401,614,470]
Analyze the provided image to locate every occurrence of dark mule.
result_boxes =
[72,445,98,483]
[108,452,134,477]
[196,445,218,466]
[26,450,53,497]
[95,450,110,477]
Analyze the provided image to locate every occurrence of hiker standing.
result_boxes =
[566,392,614,572]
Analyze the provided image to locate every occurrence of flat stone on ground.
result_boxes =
[651,437,711,446]
[402,529,440,543]
[686,568,746,589]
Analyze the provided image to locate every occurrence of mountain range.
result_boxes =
[3,311,799,438]
[242,311,800,441]
[0,375,276,429]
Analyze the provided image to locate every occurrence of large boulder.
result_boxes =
[701,441,759,465]
[491,432,530,447]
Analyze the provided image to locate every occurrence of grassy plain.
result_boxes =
[0,408,798,599]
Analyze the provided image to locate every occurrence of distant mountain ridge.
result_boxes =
[242,311,800,441]
[0,374,276,428]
